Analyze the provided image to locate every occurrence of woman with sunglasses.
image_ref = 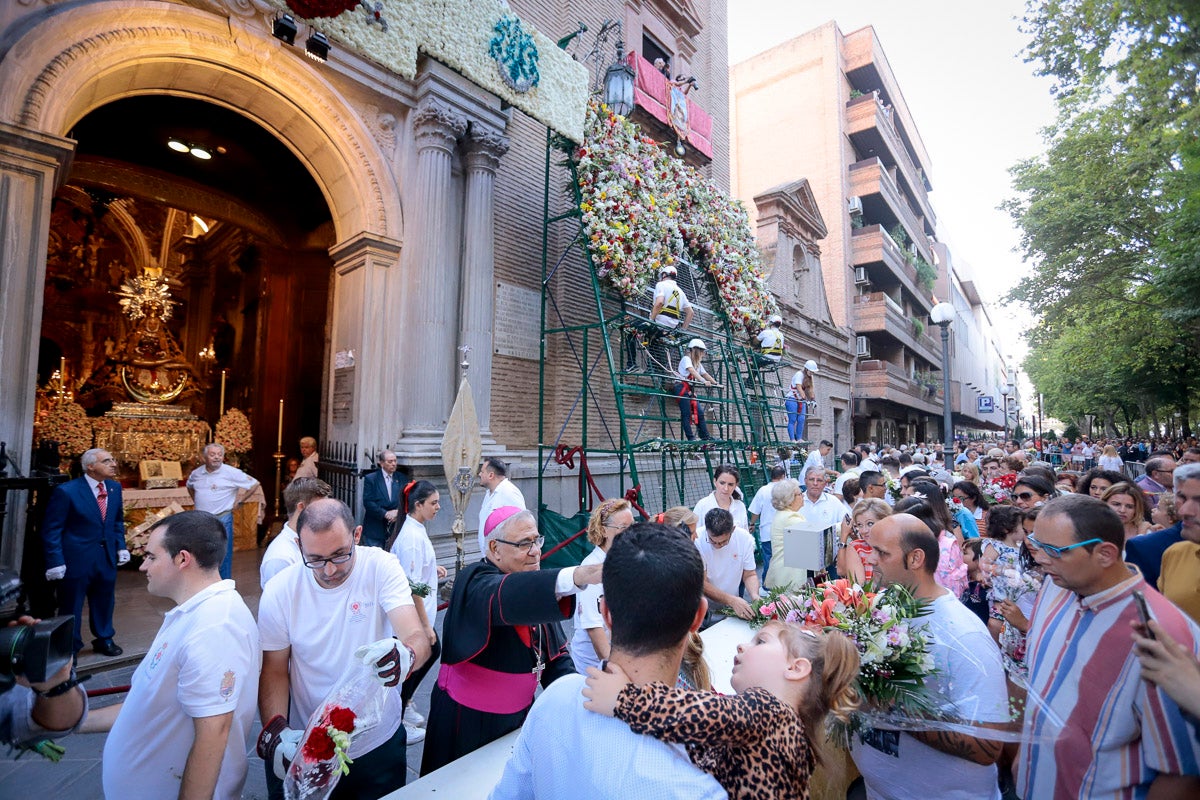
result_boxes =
[571,499,634,674]
[836,498,891,586]
[1012,475,1056,511]
[1101,482,1151,541]
[952,480,990,538]
[389,479,447,743]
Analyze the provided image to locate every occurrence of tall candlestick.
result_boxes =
[219,370,227,417]
[60,356,66,385]
[277,398,284,449]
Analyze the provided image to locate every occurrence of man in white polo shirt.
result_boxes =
[259,477,331,589]
[186,442,260,579]
[86,510,260,800]
[256,497,431,800]
[477,457,525,555]
[696,507,759,622]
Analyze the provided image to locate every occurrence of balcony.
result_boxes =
[854,359,942,415]
[853,292,942,367]
[626,51,713,161]
[845,95,935,231]
[850,225,935,312]
[849,157,932,261]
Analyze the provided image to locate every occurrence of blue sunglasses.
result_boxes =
[1025,534,1102,558]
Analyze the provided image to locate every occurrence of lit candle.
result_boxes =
[277,398,284,450]
[219,370,227,417]
[60,356,66,384]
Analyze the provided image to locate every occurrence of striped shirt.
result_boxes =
[1017,566,1200,799]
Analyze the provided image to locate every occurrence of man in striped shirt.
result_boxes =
[1017,494,1200,799]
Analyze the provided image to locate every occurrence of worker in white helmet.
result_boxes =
[676,338,717,441]
[786,359,819,442]
[626,265,694,374]
[756,314,785,364]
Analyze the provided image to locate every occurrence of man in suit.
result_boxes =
[361,449,406,548]
[42,448,130,656]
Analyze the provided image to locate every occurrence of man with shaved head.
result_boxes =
[852,514,1009,800]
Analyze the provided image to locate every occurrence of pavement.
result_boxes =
[1,547,441,800]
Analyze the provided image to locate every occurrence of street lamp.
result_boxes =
[930,301,955,471]
[603,26,635,116]
[1000,381,1013,444]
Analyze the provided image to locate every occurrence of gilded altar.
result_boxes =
[93,402,210,471]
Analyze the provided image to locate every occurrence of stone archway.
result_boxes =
[0,1,407,556]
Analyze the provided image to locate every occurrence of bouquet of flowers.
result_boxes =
[408,580,432,599]
[40,400,93,457]
[285,660,390,799]
[215,408,252,455]
[982,472,1017,504]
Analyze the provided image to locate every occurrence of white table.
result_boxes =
[386,618,753,798]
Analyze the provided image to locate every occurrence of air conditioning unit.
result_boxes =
[856,336,871,357]
[854,266,869,285]
[848,196,863,216]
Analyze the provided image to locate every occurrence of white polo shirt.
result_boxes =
[390,516,439,626]
[692,492,749,538]
[260,522,303,589]
[477,477,526,555]
[801,491,851,532]
[748,482,778,543]
[103,580,260,800]
[258,546,414,757]
[695,527,757,600]
[186,463,258,516]
[570,545,609,674]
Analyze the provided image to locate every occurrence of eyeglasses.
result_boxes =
[1025,534,1102,558]
[603,521,631,532]
[1014,492,1038,501]
[303,545,354,569]
[495,535,545,553]
[708,535,733,549]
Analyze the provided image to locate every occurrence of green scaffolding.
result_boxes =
[536,131,808,525]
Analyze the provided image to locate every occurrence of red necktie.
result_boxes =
[97,484,108,522]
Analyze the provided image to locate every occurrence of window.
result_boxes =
[642,32,672,76]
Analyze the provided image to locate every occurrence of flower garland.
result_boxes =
[40,401,93,457]
[575,99,778,334]
[215,409,253,454]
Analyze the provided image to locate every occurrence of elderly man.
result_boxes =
[1137,455,1177,510]
[186,443,260,579]
[84,511,260,800]
[257,497,430,799]
[476,456,526,554]
[800,465,850,531]
[421,506,602,775]
[42,448,129,656]
[490,523,725,799]
[259,477,332,588]
[1155,462,1200,623]
[294,436,319,478]
[855,514,1008,799]
[361,450,407,548]
[1017,494,1200,798]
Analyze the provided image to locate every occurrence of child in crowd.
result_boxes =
[584,623,860,800]
[959,539,990,625]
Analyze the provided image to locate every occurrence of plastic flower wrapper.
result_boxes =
[284,660,391,800]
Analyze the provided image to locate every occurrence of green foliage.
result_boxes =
[1009,2,1200,436]
[850,88,865,99]
[888,223,909,251]
[911,316,925,338]
[913,256,937,292]
[1062,423,1081,442]
[1014,425,1026,441]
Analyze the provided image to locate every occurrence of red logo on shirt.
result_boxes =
[349,601,364,623]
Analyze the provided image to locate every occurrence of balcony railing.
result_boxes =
[850,225,935,312]
[627,51,713,159]
[854,359,942,414]
[845,95,935,229]
[849,158,932,261]
[853,292,941,366]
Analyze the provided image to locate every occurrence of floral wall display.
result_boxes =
[215,408,254,456]
[574,100,779,334]
[38,401,94,457]
[272,0,587,141]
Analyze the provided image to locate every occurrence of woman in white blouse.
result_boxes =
[571,498,634,673]
[693,464,749,538]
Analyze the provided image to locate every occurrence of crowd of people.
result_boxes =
[6,432,1200,799]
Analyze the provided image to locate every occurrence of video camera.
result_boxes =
[0,566,74,694]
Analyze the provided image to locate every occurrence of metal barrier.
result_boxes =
[317,440,363,512]
[1123,461,1146,481]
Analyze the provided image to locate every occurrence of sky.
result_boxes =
[727,0,1058,381]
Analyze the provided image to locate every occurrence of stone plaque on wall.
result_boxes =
[494,281,540,361]
[332,366,354,424]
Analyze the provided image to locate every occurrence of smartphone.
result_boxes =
[1132,590,1155,640]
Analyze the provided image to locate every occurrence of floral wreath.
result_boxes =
[488,15,539,93]
[214,409,253,454]
[574,99,778,334]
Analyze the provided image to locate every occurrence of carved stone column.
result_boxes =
[401,102,467,445]
[459,125,509,440]
[0,122,75,564]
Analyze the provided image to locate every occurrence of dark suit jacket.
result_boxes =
[361,468,407,545]
[1125,522,1183,589]
[42,476,126,578]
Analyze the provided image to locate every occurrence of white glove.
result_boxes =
[273,728,302,780]
[354,637,412,688]
[45,565,67,581]
[117,549,131,566]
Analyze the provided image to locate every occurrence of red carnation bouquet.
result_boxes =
[285,661,391,799]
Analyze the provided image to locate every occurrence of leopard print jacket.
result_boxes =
[615,682,814,800]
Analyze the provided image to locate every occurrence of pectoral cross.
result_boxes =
[531,626,545,680]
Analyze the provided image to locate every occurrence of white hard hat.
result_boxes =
[687,338,707,350]
[660,265,677,276]
[769,314,783,325]
[804,359,819,373]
